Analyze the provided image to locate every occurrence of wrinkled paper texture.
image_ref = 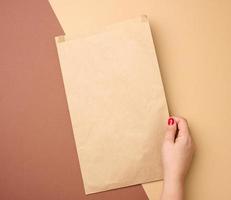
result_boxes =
[56,16,169,194]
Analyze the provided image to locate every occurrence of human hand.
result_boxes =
[162,116,195,183]
[161,116,195,200]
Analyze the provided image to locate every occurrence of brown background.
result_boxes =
[0,0,148,199]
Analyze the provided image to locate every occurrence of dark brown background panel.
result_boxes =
[0,0,148,199]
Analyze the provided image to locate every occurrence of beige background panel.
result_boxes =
[49,0,231,199]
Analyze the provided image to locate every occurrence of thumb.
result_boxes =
[164,117,177,142]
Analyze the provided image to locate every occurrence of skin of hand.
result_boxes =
[161,116,195,200]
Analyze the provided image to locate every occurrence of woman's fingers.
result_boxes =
[165,117,177,143]
[172,116,190,138]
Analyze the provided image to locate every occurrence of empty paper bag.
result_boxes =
[55,16,169,194]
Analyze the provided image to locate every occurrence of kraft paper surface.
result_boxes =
[55,16,169,194]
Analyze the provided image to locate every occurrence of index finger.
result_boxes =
[172,116,190,137]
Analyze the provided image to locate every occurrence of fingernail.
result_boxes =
[168,117,174,125]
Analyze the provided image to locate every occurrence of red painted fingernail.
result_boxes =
[168,117,174,125]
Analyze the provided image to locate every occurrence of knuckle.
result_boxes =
[181,117,188,124]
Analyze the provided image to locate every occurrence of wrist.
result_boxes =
[161,177,184,200]
[164,177,184,189]
[164,172,185,185]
